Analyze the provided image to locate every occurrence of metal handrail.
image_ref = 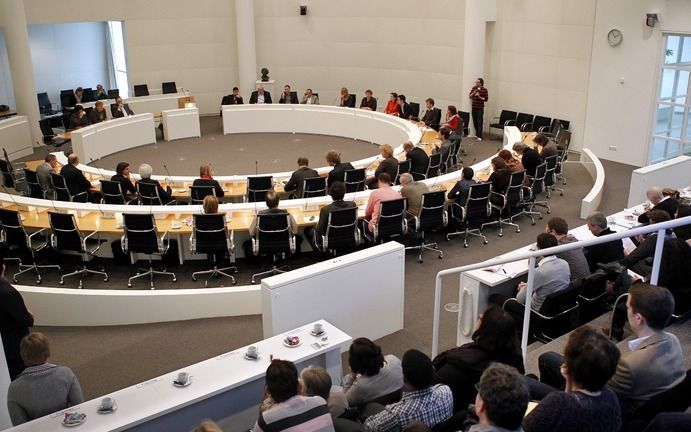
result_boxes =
[432,214,691,359]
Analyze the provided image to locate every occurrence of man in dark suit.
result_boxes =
[59,154,93,201]
[0,252,34,380]
[278,84,299,104]
[136,163,174,204]
[304,181,357,253]
[283,157,319,198]
[638,187,679,224]
[325,150,354,186]
[249,85,272,104]
[513,142,541,177]
[421,98,442,130]
[584,212,624,272]
[367,144,398,189]
[111,97,134,118]
[397,94,414,120]
[221,87,244,105]
[403,141,430,180]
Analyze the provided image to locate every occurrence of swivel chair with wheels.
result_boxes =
[447,182,491,247]
[362,198,408,244]
[250,213,296,284]
[100,180,137,205]
[406,190,447,262]
[246,176,273,203]
[190,185,216,205]
[191,213,237,287]
[122,213,177,289]
[51,173,88,203]
[313,207,360,256]
[343,169,365,193]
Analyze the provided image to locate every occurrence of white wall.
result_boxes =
[253,0,466,112]
[0,28,16,109]
[29,22,110,107]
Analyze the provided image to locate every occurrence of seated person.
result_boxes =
[363,173,401,234]
[301,88,319,105]
[583,212,624,272]
[278,84,299,104]
[73,87,84,104]
[325,150,354,186]
[252,359,333,432]
[421,98,442,130]
[497,149,523,173]
[447,166,476,205]
[301,365,349,419]
[110,162,137,198]
[433,305,524,411]
[534,133,557,159]
[523,326,622,432]
[432,128,453,168]
[249,85,272,104]
[137,163,174,204]
[68,105,89,130]
[399,173,429,219]
[342,337,403,406]
[284,157,319,198]
[403,141,430,179]
[384,92,400,116]
[304,181,357,253]
[339,87,355,107]
[638,186,679,224]
[673,204,691,241]
[442,105,460,131]
[397,94,414,120]
[545,217,591,282]
[7,332,84,426]
[193,164,225,199]
[192,420,223,432]
[248,191,298,237]
[88,101,107,124]
[36,154,58,197]
[366,144,397,189]
[111,97,134,118]
[59,154,93,201]
[487,157,511,206]
[363,349,453,431]
[221,86,243,105]
[360,89,377,111]
[512,142,541,177]
[93,84,108,100]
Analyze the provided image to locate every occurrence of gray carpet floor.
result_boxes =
[18,118,685,402]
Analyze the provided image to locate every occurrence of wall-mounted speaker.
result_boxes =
[300,5,307,16]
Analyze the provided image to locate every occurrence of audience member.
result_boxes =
[523,326,622,432]
[325,150,354,186]
[497,149,523,173]
[397,94,414,120]
[545,217,591,282]
[340,87,355,108]
[403,141,430,180]
[385,93,400,116]
[7,332,84,426]
[278,84,299,104]
[433,304,524,411]
[284,157,319,198]
[447,166,476,205]
[60,154,93,201]
[0,252,34,380]
[137,163,174,204]
[466,363,529,432]
[36,153,58,197]
[253,359,334,432]
[93,84,108,100]
[68,105,89,130]
[111,161,137,198]
[400,173,429,219]
[191,420,223,432]
[367,144,398,189]
[487,157,511,206]
[673,204,691,241]
[249,85,272,104]
[304,181,357,253]
[443,106,460,131]
[302,88,319,105]
[360,89,377,111]
[512,143,541,177]
[73,87,84,104]
[112,97,134,118]
[301,365,349,419]
[533,134,557,159]
[364,349,452,431]
[88,101,107,124]
[583,212,624,272]
[193,164,225,199]
[469,77,488,140]
[638,186,679,224]
[364,173,401,234]
[343,337,403,406]
[420,98,442,130]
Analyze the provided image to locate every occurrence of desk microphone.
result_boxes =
[1,184,21,209]
[163,164,176,188]
[253,161,259,215]
[89,157,108,180]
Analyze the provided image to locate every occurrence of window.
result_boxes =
[107,21,129,98]
[650,34,691,163]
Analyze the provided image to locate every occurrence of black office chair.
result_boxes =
[137,181,173,206]
[525,115,552,132]
[122,213,176,289]
[519,162,547,223]
[481,170,525,236]
[509,112,535,131]
[406,190,447,262]
[459,111,470,137]
[542,118,570,139]
[107,89,120,99]
[39,119,68,147]
[22,169,45,199]
[313,207,360,256]
[133,84,149,97]
[100,180,137,205]
[543,154,562,197]
[37,92,57,115]
[0,159,16,189]
[362,198,408,244]
[81,87,94,103]
[0,208,61,284]
[60,91,75,108]
[250,213,296,284]
[555,131,571,188]
[48,212,108,288]
[447,182,491,247]
[346,94,356,108]
[409,102,420,120]
[425,153,442,179]
[344,169,366,193]
[578,271,610,323]
[301,176,327,198]
[191,213,237,287]
[190,185,216,205]
[162,82,177,94]
[246,176,273,203]
[489,110,517,137]
[448,138,463,170]
[622,370,691,432]
[50,173,88,203]
[394,160,411,185]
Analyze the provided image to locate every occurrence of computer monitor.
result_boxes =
[133,84,149,97]
[60,92,75,108]
[81,87,94,103]
[162,81,177,94]
[37,92,51,111]
[107,89,120,99]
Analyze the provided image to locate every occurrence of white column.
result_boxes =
[235,0,258,98]
[462,0,496,137]
[0,0,42,148]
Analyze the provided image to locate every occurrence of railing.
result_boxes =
[432,214,691,359]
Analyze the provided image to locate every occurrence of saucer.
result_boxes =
[283,339,302,348]
[244,352,261,360]
[310,330,326,337]
[173,378,192,388]
[171,223,182,229]
[62,413,86,427]
[97,403,117,414]
[176,188,187,193]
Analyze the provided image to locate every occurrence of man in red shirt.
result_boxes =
[469,78,488,141]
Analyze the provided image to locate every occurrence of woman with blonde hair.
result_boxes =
[192,164,224,200]
[339,87,354,107]
[301,365,349,418]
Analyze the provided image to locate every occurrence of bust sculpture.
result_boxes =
[260,68,270,82]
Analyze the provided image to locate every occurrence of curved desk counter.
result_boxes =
[79,92,189,120]
[0,115,33,159]
[71,114,157,162]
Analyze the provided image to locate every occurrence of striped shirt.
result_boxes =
[364,384,453,432]
[470,86,488,109]
[254,395,334,432]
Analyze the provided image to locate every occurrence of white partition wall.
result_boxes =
[0,116,33,159]
[261,242,405,341]
[162,107,200,141]
[70,113,156,161]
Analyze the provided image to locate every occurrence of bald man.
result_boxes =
[59,154,93,202]
[638,187,679,224]
[249,84,272,104]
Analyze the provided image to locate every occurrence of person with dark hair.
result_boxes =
[68,105,89,130]
[638,186,679,224]
[88,100,107,124]
[284,157,319,198]
[433,305,524,411]
[221,86,243,105]
[497,149,523,173]
[278,84,299,104]
[403,141,429,179]
[447,166,476,205]
[248,191,298,237]
[253,359,334,431]
[433,128,453,167]
[302,88,320,105]
[360,89,377,111]
[110,161,137,198]
[364,349,452,431]
[0,252,34,380]
[343,337,403,406]
[304,181,357,254]
[545,217,591,282]
[673,204,691,241]
[584,212,624,272]
[533,133,557,159]
[421,98,442,130]
[36,153,58,197]
[469,78,488,140]
[363,173,401,234]
[523,326,622,432]
[443,106,459,131]
[385,93,400,116]
[512,142,541,177]
[467,363,529,432]
[325,150,354,186]
[397,94,414,120]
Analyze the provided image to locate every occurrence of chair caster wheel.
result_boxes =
[438,253,443,259]
[560,192,564,196]
[538,215,543,220]
[36,279,41,284]
[127,283,132,288]
[13,278,18,283]
[547,209,551,214]
[484,240,489,244]
[172,277,177,282]
[232,280,237,285]
[531,221,536,226]
[516,228,521,233]
[192,276,197,281]
[59,280,64,285]
[498,233,503,237]
[104,276,109,282]
[464,244,469,248]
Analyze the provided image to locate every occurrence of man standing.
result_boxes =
[305,182,357,253]
[0,253,34,380]
[111,97,134,118]
[278,84,299,104]
[283,157,319,199]
[468,77,488,140]
[59,154,93,201]
[400,173,429,219]
[421,98,442,130]
[403,141,430,180]
[545,217,591,282]
[249,85,272,104]
[584,212,624,272]
[36,154,58,198]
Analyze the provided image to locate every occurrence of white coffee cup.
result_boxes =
[177,372,189,383]
[100,397,114,410]
[313,323,323,334]
[247,346,258,357]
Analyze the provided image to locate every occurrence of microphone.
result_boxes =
[89,157,108,180]
[1,184,21,208]
[253,161,259,215]
[163,164,176,188]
